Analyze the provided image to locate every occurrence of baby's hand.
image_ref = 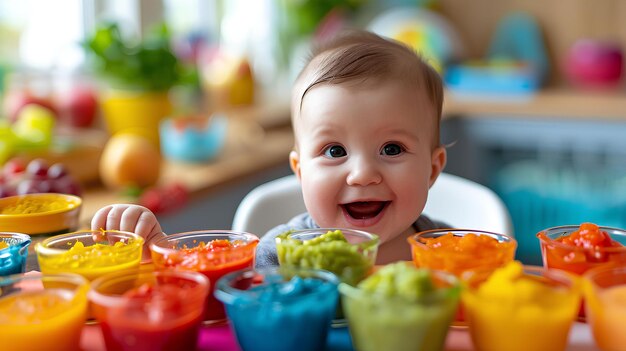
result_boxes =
[90,204,165,261]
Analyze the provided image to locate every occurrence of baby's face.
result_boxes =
[291,82,445,244]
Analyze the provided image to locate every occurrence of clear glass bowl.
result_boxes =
[583,264,626,351]
[35,230,143,281]
[537,224,626,275]
[0,232,31,276]
[275,228,379,286]
[150,230,259,324]
[89,266,210,351]
[339,269,460,351]
[408,229,517,278]
[215,266,339,351]
[0,272,89,351]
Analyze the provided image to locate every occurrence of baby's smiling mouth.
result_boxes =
[342,201,389,219]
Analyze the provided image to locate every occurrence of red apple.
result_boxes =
[56,86,99,128]
[3,90,58,123]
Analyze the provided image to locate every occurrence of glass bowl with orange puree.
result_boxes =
[408,229,517,279]
[0,273,89,351]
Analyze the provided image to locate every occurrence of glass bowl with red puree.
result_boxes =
[89,267,210,351]
[150,230,259,324]
[537,223,626,275]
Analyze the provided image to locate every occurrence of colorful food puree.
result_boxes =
[538,222,625,275]
[0,289,88,351]
[0,240,29,276]
[95,283,204,351]
[153,239,256,322]
[340,262,460,351]
[462,261,580,351]
[0,197,73,214]
[585,284,626,351]
[218,273,338,351]
[412,232,516,277]
[38,240,143,281]
[276,230,375,286]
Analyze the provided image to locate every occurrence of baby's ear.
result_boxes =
[289,150,301,179]
[429,146,447,187]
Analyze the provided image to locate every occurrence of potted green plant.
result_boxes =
[84,22,186,147]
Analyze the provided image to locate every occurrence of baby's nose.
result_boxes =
[346,157,382,186]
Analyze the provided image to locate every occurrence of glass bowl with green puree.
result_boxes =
[276,229,379,286]
[340,262,461,351]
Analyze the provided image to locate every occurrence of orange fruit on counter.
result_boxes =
[99,133,161,189]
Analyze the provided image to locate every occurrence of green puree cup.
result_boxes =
[339,263,461,351]
[275,229,379,286]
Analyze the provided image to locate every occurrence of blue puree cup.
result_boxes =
[215,266,339,351]
[0,232,31,276]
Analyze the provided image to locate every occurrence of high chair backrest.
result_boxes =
[232,173,514,238]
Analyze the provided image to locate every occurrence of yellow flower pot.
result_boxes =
[100,91,172,148]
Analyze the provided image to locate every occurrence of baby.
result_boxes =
[91,30,448,265]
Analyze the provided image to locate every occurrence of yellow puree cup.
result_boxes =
[0,273,89,351]
[35,230,143,281]
[462,262,581,351]
[584,265,626,351]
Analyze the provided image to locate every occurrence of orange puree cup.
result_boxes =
[89,266,210,351]
[462,262,581,351]
[408,229,517,325]
[35,230,144,281]
[0,273,89,351]
[150,230,259,324]
[583,265,626,351]
[408,229,517,277]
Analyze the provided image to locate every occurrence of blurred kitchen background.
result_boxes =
[0,0,625,264]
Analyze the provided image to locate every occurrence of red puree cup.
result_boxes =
[150,230,259,324]
[537,224,626,320]
[89,267,210,351]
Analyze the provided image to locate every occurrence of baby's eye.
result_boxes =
[381,143,404,156]
[324,145,347,158]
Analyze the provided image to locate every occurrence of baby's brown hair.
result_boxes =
[293,30,443,149]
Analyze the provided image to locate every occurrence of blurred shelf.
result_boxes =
[444,87,626,120]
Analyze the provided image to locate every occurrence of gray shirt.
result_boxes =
[255,212,448,268]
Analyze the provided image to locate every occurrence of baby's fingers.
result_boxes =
[91,205,114,232]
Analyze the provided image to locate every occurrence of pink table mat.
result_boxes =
[80,322,597,351]
[80,323,354,351]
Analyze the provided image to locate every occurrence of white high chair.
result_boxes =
[232,173,514,238]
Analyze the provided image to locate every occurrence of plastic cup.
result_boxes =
[0,232,31,276]
[89,267,210,351]
[537,225,626,275]
[275,228,379,286]
[339,269,460,351]
[462,265,581,351]
[150,230,259,324]
[0,273,89,351]
[583,265,626,351]
[408,229,517,325]
[35,230,144,281]
[215,266,339,351]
